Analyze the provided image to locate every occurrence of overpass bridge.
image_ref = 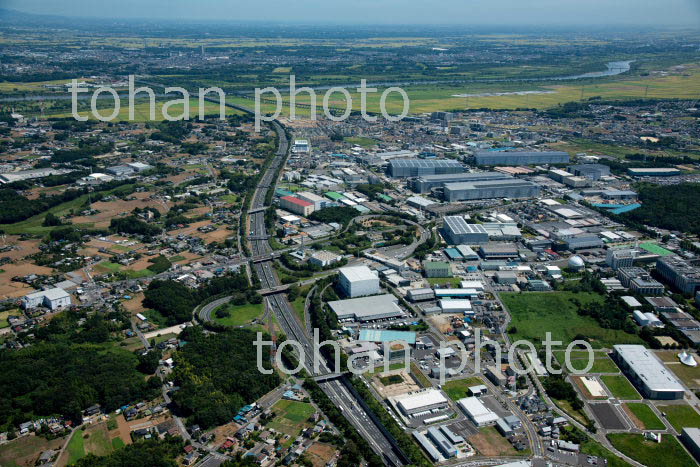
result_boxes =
[248,207,268,214]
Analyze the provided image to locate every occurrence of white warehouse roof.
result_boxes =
[458,397,500,425]
[614,345,684,393]
[395,389,447,413]
[339,265,377,282]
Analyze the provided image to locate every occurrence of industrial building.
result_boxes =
[407,288,435,302]
[606,248,635,270]
[564,235,604,251]
[680,428,700,463]
[296,191,328,210]
[424,261,452,278]
[617,267,665,295]
[413,432,441,462]
[456,245,480,260]
[479,243,519,259]
[440,216,489,244]
[0,168,75,184]
[279,196,315,216]
[458,397,500,426]
[338,265,379,297]
[439,299,472,314]
[426,426,458,459]
[474,150,570,166]
[656,256,700,295]
[328,294,404,322]
[567,163,611,180]
[612,345,685,400]
[627,167,681,177]
[411,171,508,193]
[22,288,71,310]
[392,389,449,416]
[358,328,416,346]
[443,179,541,202]
[388,159,464,178]
[308,250,342,267]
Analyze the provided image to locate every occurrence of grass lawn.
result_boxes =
[141,309,169,328]
[268,400,315,446]
[580,438,632,467]
[607,433,696,467]
[66,429,86,464]
[0,310,14,329]
[344,136,377,148]
[0,433,67,467]
[213,302,265,327]
[600,375,641,400]
[442,376,486,401]
[625,403,666,430]
[410,362,432,388]
[554,352,620,373]
[111,437,125,450]
[656,403,700,432]
[426,277,461,287]
[553,398,591,426]
[500,292,643,348]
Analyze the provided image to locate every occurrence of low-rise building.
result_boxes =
[613,344,685,400]
[22,288,71,310]
[458,397,499,426]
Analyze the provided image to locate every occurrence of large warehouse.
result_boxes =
[475,150,570,166]
[338,265,380,297]
[441,216,489,244]
[22,287,71,310]
[328,294,404,322]
[391,389,449,416]
[411,171,508,193]
[388,159,464,178]
[443,179,541,202]
[612,345,685,400]
[458,397,500,426]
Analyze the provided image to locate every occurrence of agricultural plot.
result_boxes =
[267,400,316,447]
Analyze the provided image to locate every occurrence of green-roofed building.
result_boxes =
[424,261,452,278]
[325,191,345,201]
[640,242,674,257]
[377,193,393,202]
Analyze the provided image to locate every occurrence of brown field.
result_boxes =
[468,426,518,456]
[70,193,169,229]
[122,293,146,314]
[0,262,55,299]
[305,442,338,467]
[572,376,608,400]
[0,237,42,261]
[0,433,68,467]
[209,421,242,446]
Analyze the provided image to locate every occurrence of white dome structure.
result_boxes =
[567,255,585,271]
[679,351,698,367]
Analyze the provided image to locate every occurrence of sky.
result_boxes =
[3,0,700,26]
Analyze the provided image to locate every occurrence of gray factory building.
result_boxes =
[656,256,700,296]
[613,345,685,400]
[441,216,489,244]
[388,159,464,178]
[443,179,540,202]
[567,163,610,180]
[475,150,570,166]
[411,171,509,193]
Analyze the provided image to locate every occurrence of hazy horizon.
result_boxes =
[3,0,700,27]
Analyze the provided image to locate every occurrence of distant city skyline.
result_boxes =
[3,0,700,27]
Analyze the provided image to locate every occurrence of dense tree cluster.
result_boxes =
[109,216,163,236]
[143,271,251,324]
[0,344,160,428]
[308,207,359,226]
[171,327,279,429]
[622,183,700,235]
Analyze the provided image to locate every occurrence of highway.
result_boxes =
[190,105,408,466]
